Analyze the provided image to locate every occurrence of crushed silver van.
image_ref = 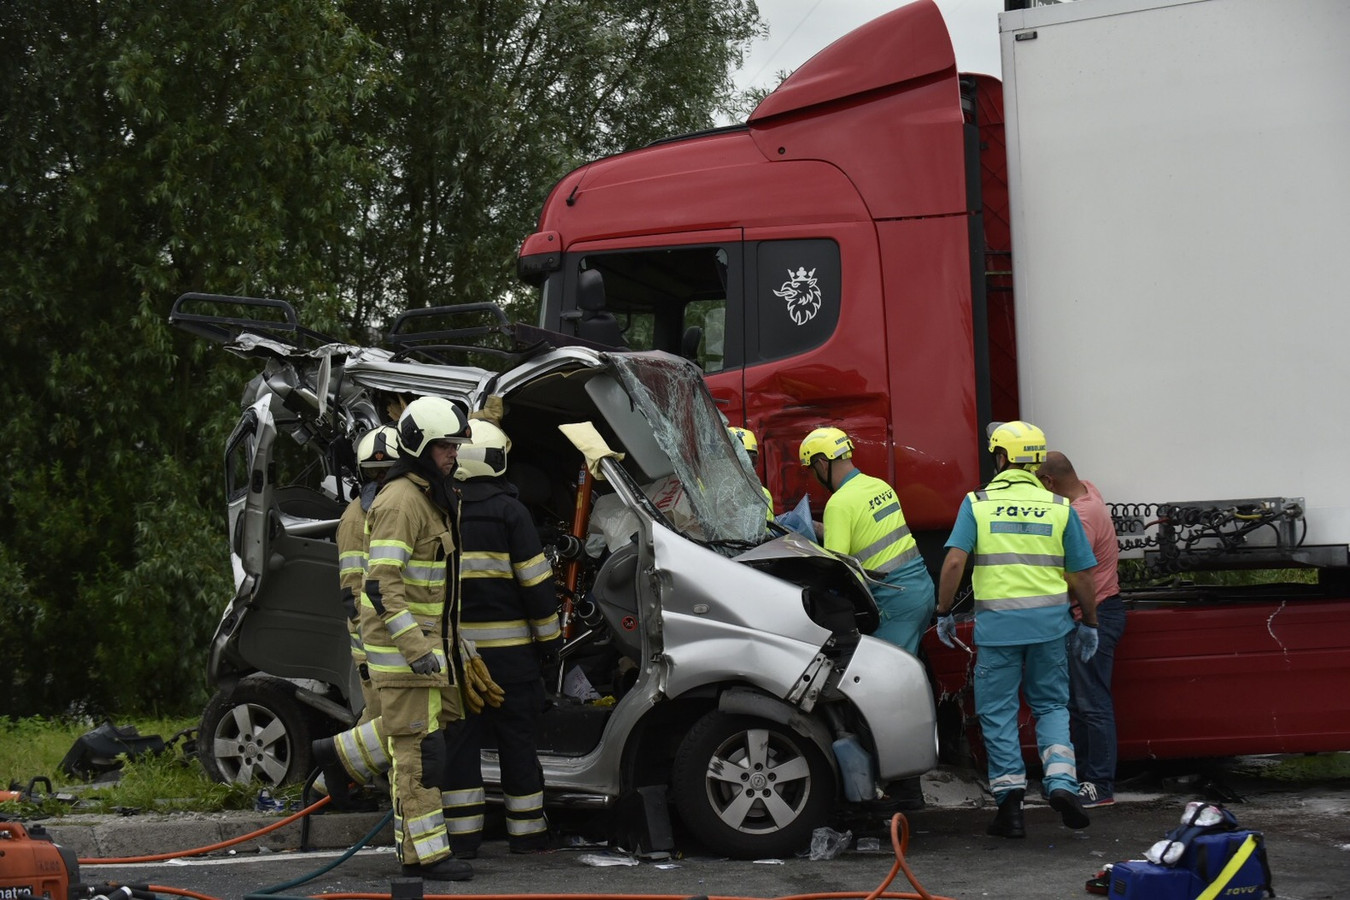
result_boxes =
[173,294,936,858]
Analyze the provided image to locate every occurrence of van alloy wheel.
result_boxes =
[199,676,323,786]
[671,711,834,859]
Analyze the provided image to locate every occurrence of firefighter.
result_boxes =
[798,426,936,656]
[310,425,399,809]
[934,421,1100,839]
[340,425,400,724]
[359,396,473,881]
[728,425,774,521]
[452,420,561,854]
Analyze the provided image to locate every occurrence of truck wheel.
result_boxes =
[671,711,834,859]
[199,677,323,786]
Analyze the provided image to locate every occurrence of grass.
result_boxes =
[0,716,308,817]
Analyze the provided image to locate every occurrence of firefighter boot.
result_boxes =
[312,736,352,810]
[986,788,1026,839]
[401,856,474,881]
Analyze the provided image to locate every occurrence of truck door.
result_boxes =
[555,230,747,424]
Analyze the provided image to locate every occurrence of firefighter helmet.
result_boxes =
[799,426,853,466]
[397,397,471,458]
[987,420,1048,466]
[454,420,511,481]
[728,426,759,454]
[356,425,400,470]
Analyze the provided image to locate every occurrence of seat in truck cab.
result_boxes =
[575,269,627,349]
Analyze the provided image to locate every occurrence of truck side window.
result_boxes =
[751,240,841,364]
[572,245,742,371]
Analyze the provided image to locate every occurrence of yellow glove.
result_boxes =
[459,639,505,713]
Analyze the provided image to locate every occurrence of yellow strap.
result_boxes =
[1195,834,1259,900]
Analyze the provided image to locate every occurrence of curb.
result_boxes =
[41,809,394,862]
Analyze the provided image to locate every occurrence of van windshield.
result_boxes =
[611,354,769,551]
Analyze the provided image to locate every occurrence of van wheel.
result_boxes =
[671,711,834,859]
[199,677,322,786]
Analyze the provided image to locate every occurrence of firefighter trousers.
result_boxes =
[461,678,550,852]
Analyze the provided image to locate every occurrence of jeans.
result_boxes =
[974,637,1077,802]
[1069,595,1127,795]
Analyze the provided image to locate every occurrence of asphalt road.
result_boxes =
[55,760,1350,900]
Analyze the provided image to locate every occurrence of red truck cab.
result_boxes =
[518,0,1017,557]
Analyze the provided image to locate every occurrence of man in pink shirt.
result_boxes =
[1038,451,1125,808]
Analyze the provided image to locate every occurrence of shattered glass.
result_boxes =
[611,353,769,552]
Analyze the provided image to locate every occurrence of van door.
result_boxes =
[218,393,352,691]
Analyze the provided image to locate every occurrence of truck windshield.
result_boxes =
[611,353,769,551]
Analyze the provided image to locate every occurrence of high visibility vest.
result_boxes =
[823,470,921,573]
[969,468,1072,614]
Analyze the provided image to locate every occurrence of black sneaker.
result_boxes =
[1049,788,1091,829]
[400,857,474,881]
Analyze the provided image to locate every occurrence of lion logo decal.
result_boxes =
[773,267,822,326]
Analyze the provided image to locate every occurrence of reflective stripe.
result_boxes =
[973,552,1065,568]
[369,540,412,566]
[402,562,446,587]
[976,592,1069,611]
[407,809,451,860]
[445,812,485,835]
[337,719,389,783]
[856,523,913,564]
[504,790,544,813]
[506,816,548,836]
[872,544,922,573]
[385,610,419,639]
[462,552,513,577]
[514,554,553,587]
[442,787,485,808]
[460,619,532,647]
[530,616,561,641]
[990,773,1026,791]
[1043,761,1076,778]
[364,646,446,672]
[871,501,901,523]
[339,550,367,574]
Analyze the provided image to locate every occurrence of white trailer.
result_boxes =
[1000,0,1350,555]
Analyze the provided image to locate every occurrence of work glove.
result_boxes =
[408,651,442,675]
[460,639,506,714]
[1073,623,1099,662]
[936,614,957,649]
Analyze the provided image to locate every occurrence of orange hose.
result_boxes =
[148,886,226,900]
[78,795,332,865]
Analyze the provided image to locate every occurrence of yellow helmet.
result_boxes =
[799,426,853,466]
[987,420,1048,466]
[728,426,758,454]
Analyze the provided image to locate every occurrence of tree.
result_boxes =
[0,0,378,716]
[336,0,764,325]
[0,0,762,719]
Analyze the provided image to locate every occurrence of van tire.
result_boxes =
[671,711,834,859]
[199,676,322,786]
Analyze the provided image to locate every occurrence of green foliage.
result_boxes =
[0,716,276,816]
[0,0,762,718]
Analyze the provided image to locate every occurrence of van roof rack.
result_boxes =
[169,293,340,350]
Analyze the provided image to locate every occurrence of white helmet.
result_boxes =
[356,425,400,470]
[454,420,511,481]
[397,397,470,458]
